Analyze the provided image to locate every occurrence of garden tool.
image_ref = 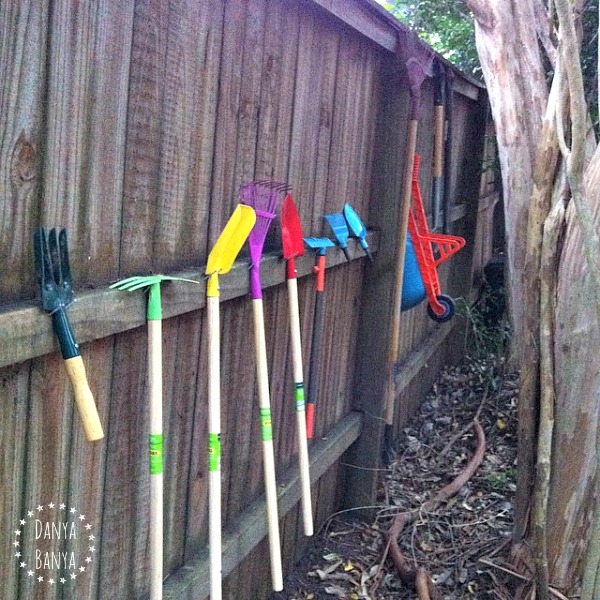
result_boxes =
[281,194,314,537]
[432,62,446,231]
[110,274,199,600]
[241,179,289,592]
[304,236,335,440]
[384,34,435,459]
[343,203,373,261]
[324,213,351,261]
[33,228,104,442]
[205,204,256,600]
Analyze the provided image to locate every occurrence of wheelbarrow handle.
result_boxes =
[52,308,104,441]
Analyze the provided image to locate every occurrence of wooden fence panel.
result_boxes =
[0,0,493,598]
[0,0,48,303]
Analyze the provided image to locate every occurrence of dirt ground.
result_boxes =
[272,322,520,599]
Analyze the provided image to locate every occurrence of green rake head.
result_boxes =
[110,275,199,320]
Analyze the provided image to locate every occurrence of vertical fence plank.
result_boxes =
[0,0,48,303]
[0,363,30,600]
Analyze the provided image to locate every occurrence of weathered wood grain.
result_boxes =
[164,411,363,599]
[18,353,72,600]
[98,326,149,599]
[64,338,115,599]
[0,0,48,303]
[0,237,377,370]
[0,362,30,600]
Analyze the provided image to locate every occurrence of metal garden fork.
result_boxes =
[34,228,104,441]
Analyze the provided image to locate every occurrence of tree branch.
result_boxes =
[534,201,565,600]
[463,0,495,30]
[533,0,558,67]
[385,420,486,598]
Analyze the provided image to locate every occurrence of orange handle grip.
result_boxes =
[306,403,315,440]
[314,255,326,292]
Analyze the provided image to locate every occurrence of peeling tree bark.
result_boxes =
[465,0,600,593]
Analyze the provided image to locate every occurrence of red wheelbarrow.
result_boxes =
[408,154,465,322]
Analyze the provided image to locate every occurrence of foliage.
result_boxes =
[377,0,481,77]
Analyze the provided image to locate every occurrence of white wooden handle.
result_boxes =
[252,299,283,591]
[207,296,222,600]
[287,278,314,536]
[148,319,163,600]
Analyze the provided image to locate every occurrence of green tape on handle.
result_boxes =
[149,434,163,475]
[294,383,305,412]
[208,433,221,472]
[260,407,273,442]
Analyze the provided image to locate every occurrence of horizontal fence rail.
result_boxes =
[0,236,378,369]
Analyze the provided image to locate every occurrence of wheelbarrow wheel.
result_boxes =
[427,294,455,323]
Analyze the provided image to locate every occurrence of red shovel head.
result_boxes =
[281,194,304,259]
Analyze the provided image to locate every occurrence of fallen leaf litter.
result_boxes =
[272,351,519,599]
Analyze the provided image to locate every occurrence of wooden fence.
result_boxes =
[0,0,496,598]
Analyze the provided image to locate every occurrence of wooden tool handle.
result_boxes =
[63,356,104,441]
[287,277,314,536]
[433,105,444,178]
[207,296,223,600]
[147,318,163,600]
[252,299,283,590]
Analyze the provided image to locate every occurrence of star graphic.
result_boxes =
[37,576,43,582]
[79,566,85,572]
[19,519,26,525]
[60,578,66,584]
[49,579,55,585]
[85,524,92,530]
[36,505,43,512]
[19,562,26,568]
[27,511,33,517]
[59,503,66,510]
[15,530,21,536]
[70,507,77,514]
[70,573,77,580]
[13,540,19,547]
[27,570,34,577]
[48,502,55,509]
[89,546,95,553]
[89,535,95,541]
[85,557,92,563]
[15,552,21,558]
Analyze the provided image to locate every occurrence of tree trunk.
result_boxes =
[464,0,549,543]
[548,150,600,587]
[465,0,600,592]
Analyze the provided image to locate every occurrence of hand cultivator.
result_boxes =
[34,228,104,441]
[241,179,289,592]
[281,194,314,537]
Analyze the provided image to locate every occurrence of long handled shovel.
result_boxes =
[281,194,314,537]
[383,38,435,458]
[110,274,198,600]
[205,204,256,600]
[304,237,335,440]
[241,180,288,592]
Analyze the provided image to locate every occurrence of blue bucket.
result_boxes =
[401,233,426,311]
